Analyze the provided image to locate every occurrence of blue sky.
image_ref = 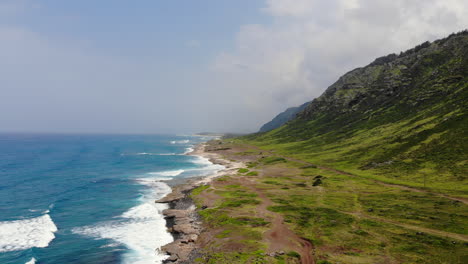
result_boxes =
[4,1,267,68]
[1,0,467,134]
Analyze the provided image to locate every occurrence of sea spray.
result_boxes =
[72,181,173,264]
[0,214,58,252]
[25,257,36,264]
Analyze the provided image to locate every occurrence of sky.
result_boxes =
[0,0,467,134]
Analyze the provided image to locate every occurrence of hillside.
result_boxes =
[189,31,468,264]
[248,30,468,195]
[259,102,310,132]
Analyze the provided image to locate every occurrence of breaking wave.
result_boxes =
[72,181,173,264]
[0,214,58,253]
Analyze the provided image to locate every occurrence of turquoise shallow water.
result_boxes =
[0,133,221,264]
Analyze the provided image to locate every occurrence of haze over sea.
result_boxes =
[0,133,223,264]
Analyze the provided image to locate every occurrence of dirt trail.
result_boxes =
[198,144,315,263]
[244,178,315,264]
[344,211,468,242]
[207,142,466,263]
[244,144,468,205]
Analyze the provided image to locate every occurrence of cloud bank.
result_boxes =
[0,0,467,133]
[211,0,468,131]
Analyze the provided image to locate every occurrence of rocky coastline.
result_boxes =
[156,143,243,263]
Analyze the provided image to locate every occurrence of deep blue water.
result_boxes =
[0,133,221,264]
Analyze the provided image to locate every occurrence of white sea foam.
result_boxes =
[0,214,58,253]
[145,158,223,180]
[25,257,36,264]
[148,169,185,177]
[122,152,178,156]
[170,140,190,144]
[135,178,173,187]
[180,156,226,178]
[183,147,194,154]
[191,156,213,166]
[71,150,225,264]
[72,181,173,264]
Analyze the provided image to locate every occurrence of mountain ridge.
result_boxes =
[258,102,309,132]
[248,30,468,194]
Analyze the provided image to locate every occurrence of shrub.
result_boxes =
[286,251,301,258]
[261,156,286,164]
[238,168,249,173]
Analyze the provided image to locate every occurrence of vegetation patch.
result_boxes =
[220,198,261,208]
[196,250,267,264]
[238,168,249,173]
[247,161,259,168]
[216,175,231,182]
[261,156,287,164]
[191,185,210,196]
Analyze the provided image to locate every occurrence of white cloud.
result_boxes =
[263,0,318,17]
[0,24,196,133]
[1,1,467,133]
[212,0,468,129]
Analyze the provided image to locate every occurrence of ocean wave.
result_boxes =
[175,156,226,178]
[148,169,185,177]
[25,257,36,264]
[198,159,225,173]
[0,214,58,253]
[72,181,173,264]
[183,147,194,154]
[170,140,190,144]
[191,156,213,166]
[135,179,173,201]
[122,152,178,156]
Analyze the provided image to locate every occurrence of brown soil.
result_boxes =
[344,211,468,242]
[240,143,468,205]
[192,141,466,263]
[197,143,315,263]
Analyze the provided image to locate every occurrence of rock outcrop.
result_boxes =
[157,183,202,264]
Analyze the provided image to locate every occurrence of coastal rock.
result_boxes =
[173,223,199,235]
[162,239,196,263]
[159,183,203,263]
[159,143,245,264]
[157,183,197,204]
[157,192,185,203]
[163,209,190,219]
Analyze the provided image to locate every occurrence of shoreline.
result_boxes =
[156,142,244,263]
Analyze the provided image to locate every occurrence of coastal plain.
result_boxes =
[159,31,468,264]
[185,140,467,264]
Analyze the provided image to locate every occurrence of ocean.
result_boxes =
[0,133,223,264]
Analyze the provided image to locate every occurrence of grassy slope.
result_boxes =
[192,143,468,263]
[190,32,468,264]
[242,32,468,197]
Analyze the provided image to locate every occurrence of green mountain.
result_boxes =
[248,30,468,195]
[259,102,309,132]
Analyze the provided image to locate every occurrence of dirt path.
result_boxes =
[244,178,315,264]
[195,144,315,263]
[243,144,468,205]
[206,142,466,262]
[240,145,468,242]
[344,211,468,242]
